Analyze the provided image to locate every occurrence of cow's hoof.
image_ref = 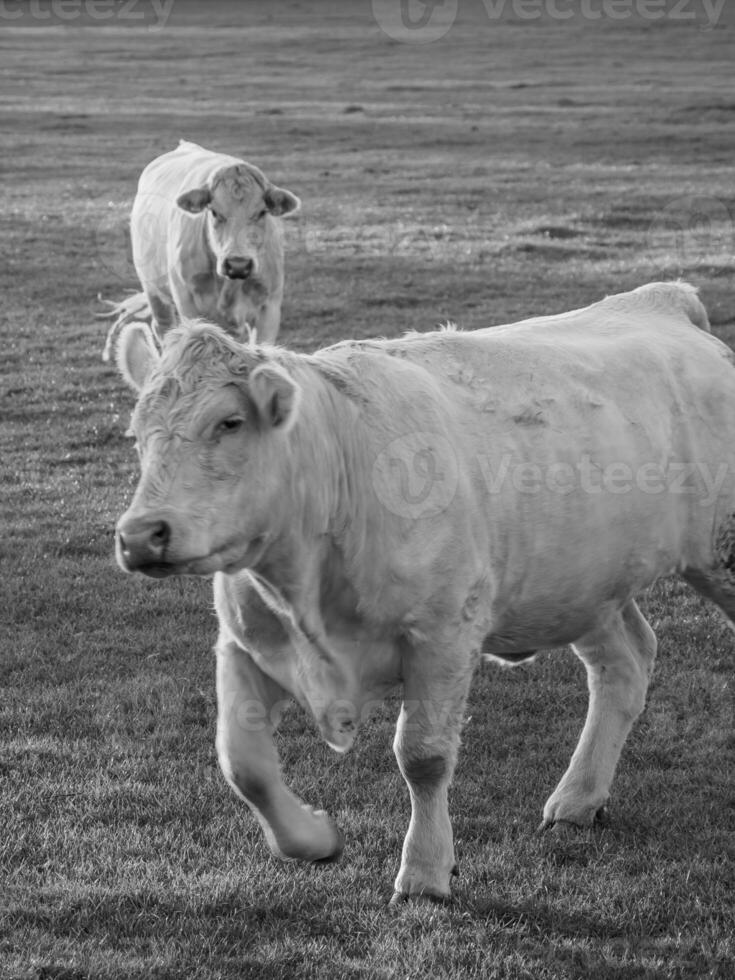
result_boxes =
[537,818,585,836]
[537,807,608,836]
[549,820,580,838]
[594,805,610,826]
[389,890,451,908]
[267,807,344,864]
[311,826,345,865]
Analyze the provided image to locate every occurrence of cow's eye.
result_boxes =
[255,207,267,220]
[210,208,225,224]
[216,417,243,436]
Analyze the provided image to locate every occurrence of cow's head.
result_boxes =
[176,162,300,281]
[115,321,302,579]
[115,321,360,748]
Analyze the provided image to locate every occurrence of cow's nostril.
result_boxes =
[223,257,254,280]
[151,520,170,550]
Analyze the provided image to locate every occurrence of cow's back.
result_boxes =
[373,284,729,432]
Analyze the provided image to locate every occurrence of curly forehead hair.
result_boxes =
[158,321,267,389]
[130,322,269,431]
[210,162,267,201]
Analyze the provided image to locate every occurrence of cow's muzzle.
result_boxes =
[317,701,359,754]
[222,256,254,280]
[116,514,171,574]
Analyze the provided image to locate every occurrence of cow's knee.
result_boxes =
[397,752,450,792]
[394,733,458,802]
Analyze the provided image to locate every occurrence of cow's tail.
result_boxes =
[631,280,711,333]
[96,290,154,362]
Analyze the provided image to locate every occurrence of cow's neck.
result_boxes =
[245,361,400,747]
[254,359,370,616]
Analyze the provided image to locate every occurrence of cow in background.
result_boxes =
[101,140,300,359]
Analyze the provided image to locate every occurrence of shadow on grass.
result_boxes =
[468,892,618,941]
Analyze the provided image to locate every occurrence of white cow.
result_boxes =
[102,141,300,359]
[114,283,735,902]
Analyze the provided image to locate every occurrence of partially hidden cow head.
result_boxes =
[176,162,300,281]
[115,321,302,579]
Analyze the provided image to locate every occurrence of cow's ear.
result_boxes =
[248,363,301,432]
[116,321,160,392]
[264,185,301,218]
[176,187,212,213]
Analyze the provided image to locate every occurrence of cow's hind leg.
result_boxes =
[392,638,475,904]
[542,600,657,829]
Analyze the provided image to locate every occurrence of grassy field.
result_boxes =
[1,1,734,977]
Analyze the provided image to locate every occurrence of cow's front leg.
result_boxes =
[170,271,219,326]
[542,600,657,829]
[216,639,343,863]
[147,292,176,344]
[392,643,475,903]
[253,297,282,345]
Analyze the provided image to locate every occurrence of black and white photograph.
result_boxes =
[2,1,733,977]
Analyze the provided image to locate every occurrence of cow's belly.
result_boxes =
[482,600,621,654]
[477,476,699,651]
